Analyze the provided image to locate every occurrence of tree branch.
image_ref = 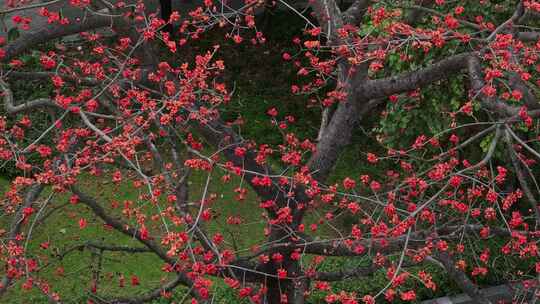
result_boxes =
[485,1,524,41]
[342,0,371,25]
[504,130,540,228]
[356,52,473,100]
[6,71,98,86]
[0,79,59,114]
[309,0,343,43]
[84,242,152,253]
[434,252,492,304]
[0,184,45,297]
[2,14,118,62]
[314,263,380,281]
[98,275,188,304]
[466,56,531,117]
[516,31,540,42]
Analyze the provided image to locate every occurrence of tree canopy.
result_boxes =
[0,1,539,303]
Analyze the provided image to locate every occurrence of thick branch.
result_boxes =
[403,0,434,26]
[263,224,518,258]
[6,71,98,86]
[306,88,373,181]
[84,242,151,253]
[467,56,521,117]
[356,52,473,100]
[314,263,379,281]
[516,31,540,42]
[434,252,492,304]
[0,79,59,114]
[342,0,370,25]
[2,15,118,62]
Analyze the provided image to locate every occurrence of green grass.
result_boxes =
[0,168,268,303]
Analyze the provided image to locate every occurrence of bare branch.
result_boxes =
[516,31,540,42]
[356,52,473,100]
[314,263,380,281]
[505,125,540,161]
[95,275,187,304]
[0,79,59,114]
[84,242,151,253]
[2,15,118,62]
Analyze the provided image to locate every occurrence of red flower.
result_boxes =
[130,275,140,286]
[362,295,375,304]
[232,35,243,44]
[348,202,360,214]
[112,171,122,183]
[79,218,87,229]
[239,287,252,298]
[370,181,381,192]
[36,145,52,158]
[40,55,56,69]
[343,177,356,189]
[367,153,378,164]
[267,107,278,117]
[234,147,246,157]
[400,290,416,301]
